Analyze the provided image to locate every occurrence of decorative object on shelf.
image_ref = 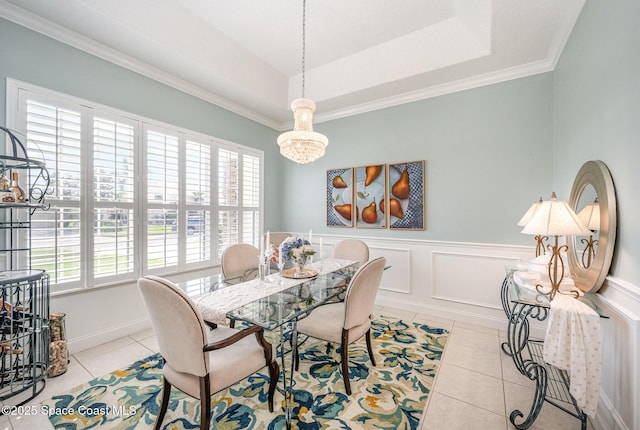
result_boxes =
[326,168,354,227]
[280,236,316,278]
[576,198,600,268]
[0,127,51,213]
[517,197,547,257]
[277,0,328,164]
[9,172,26,203]
[48,313,68,377]
[388,160,426,230]
[0,189,15,203]
[521,192,591,300]
[355,164,387,228]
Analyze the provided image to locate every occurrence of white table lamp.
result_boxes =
[521,192,591,299]
[577,198,600,268]
[517,197,546,256]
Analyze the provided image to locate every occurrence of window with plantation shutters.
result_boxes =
[145,128,179,270]
[26,99,83,287]
[184,140,211,264]
[93,117,136,279]
[217,146,262,258]
[8,80,263,292]
[242,154,261,247]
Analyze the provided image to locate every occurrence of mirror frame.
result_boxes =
[567,160,616,293]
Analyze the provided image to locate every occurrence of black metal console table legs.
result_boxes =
[500,274,588,430]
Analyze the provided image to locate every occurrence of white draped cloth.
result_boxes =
[543,293,602,417]
[194,258,356,325]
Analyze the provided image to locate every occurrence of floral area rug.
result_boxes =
[42,316,448,429]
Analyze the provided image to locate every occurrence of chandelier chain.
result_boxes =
[301,0,306,98]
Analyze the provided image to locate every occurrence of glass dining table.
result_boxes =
[176,258,360,430]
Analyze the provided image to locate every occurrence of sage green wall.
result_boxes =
[282,74,554,245]
[553,0,640,286]
[0,17,283,230]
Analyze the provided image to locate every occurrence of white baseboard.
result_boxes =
[67,318,151,354]
[375,295,548,338]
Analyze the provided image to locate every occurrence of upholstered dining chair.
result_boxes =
[332,238,370,264]
[138,275,279,430]
[221,243,260,285]
[294,256,386,395]
[267,232,292,248]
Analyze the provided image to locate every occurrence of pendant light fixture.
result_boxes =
[277,0,328,164]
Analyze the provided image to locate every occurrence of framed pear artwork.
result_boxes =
[355,164,387,228]
[388,160,425,230]
[327,168,354,227]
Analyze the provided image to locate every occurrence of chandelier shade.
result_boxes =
[277,0,328,164]
[277,98,328,164]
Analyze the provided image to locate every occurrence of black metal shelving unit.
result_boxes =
[0,127,51,407]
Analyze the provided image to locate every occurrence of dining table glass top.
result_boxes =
[175,258,360,328]
[226,265,357,330]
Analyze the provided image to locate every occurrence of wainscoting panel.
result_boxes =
[593,277,640,430]
[431,251,521,310]
[319,234,534,331]
[369,245,410,294]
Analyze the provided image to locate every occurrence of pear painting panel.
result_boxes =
[388,160,425,230]
[355,164,387,228]
[327,168,354,227]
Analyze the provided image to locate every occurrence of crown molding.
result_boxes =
[311,58,555,126]
[0,2,281,130]
[547,0,587,69]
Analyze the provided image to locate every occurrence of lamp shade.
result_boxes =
[517,197,543,227]
[577,199,600,231]
[521,193,591,236]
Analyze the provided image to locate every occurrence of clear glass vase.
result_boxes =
[293,256,310,277]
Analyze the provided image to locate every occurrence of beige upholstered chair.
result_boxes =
[294,257,386,395]
[267,232,292,248]
[332,238,370,264]
[221,243,260,284]
[138,276,279,430]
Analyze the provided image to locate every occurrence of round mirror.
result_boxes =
[567,161,616,293]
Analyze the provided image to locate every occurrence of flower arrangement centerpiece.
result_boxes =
[281,236,316,276]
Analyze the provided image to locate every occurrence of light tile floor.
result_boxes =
[0,306,593,430]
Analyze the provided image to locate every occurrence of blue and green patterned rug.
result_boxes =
[42,316,448,429]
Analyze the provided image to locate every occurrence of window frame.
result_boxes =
[5,79,264,294]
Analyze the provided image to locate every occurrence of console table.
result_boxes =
[500,271,607,430]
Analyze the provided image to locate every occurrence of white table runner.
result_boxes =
[194,258,356,325]
[543,293,602,417]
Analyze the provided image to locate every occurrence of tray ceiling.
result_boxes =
[1,0,586,129]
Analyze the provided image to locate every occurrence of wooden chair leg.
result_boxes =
[365,328,376,366]
[199,376,211,430]
[155,377,171,430]
[254,328,279,413]
[267,360,280,412]
[341,329,351,395]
